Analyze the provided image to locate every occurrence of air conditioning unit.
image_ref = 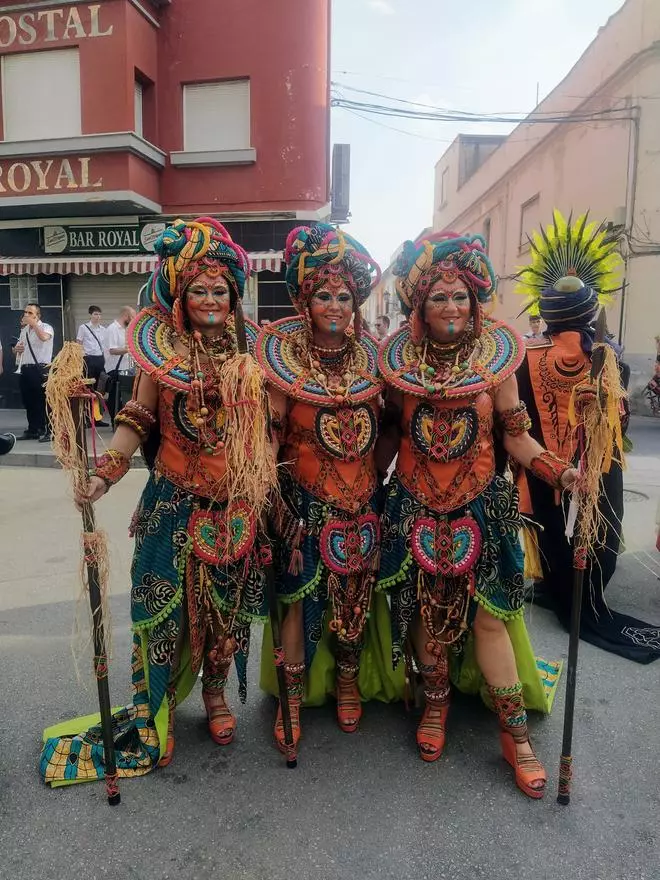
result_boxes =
[330,144,351,224]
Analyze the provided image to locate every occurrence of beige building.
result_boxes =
[433,0,660,407]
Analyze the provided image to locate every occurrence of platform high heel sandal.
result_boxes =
[202,689,236,746]
[274,662,304,754]
[416,660,451,762]
[336,651,362,733]
[202,652,236,745]
[488,682,547,799]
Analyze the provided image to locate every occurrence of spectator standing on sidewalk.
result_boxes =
[76,305,108,427]
[374,313,390,340]
[104,305,136,422]
[12,303,53,442]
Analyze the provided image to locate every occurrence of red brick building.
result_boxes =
[0,0,330,405]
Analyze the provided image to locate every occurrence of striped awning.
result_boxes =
[0,251,283,276]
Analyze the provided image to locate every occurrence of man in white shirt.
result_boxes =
[76,305,108,427]
[12,302,54,441]
[523,315,546,344]
[104,305,136,422]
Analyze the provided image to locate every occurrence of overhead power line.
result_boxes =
[331,82,634,126]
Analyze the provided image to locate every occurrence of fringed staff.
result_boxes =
[233,304,297,768]
[45,342,121,807]
[557,310,626,805]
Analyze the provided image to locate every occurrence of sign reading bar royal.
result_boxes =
[44,223,166,255]
[0,4,112,49]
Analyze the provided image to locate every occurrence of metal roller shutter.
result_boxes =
[67,274,148,332]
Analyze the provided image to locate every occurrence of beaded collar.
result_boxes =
[255,315,382,405]
[378,318,525,399]
[128,306,258,391]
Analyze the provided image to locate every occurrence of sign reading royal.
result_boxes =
[0,157,102,194]
[44,223,166,255]
[0,4,112,49]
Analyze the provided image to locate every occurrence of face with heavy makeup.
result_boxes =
[308,280,354,338]
[423,277,471,343]
[184,269,231,333]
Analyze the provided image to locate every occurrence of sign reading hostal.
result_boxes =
[0,5,112,49]
[44,223,166,255]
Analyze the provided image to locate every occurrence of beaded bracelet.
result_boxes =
[114,400,157,441]
[94,449,130,491]
[498,402,532,437]
[528,450,571,489]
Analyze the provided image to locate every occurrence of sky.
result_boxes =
[331,0,626,269]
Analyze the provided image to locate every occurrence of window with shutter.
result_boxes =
[9,277,38,310]
[2,49,81,141]
[183,80,251,152]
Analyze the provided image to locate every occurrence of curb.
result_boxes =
[0,452,147,469]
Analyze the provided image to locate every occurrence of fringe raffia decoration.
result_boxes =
[216,349,279,527]
[522,524,543,580]
[45,341,113,667]
[567,341,627,551]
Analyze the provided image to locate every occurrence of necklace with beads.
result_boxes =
[415,333,476,395]
[187,328,236,455]
[306,336,357,405]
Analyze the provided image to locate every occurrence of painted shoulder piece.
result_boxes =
[255,315,382,405]
[128,306,258,392]
[379,319,525,399]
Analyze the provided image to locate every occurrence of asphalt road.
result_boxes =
[0,418,659,880]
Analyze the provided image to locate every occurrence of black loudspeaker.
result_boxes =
[330,144,351,224]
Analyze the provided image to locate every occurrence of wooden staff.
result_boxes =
[234,303,297,768]
[73,393,121,806]
[557,310,608,806]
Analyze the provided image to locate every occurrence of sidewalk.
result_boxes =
[0,408,146,468]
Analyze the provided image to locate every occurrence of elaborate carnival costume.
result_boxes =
[41,218,277,785]
[257,224,398,752]
[516,211,660,664]
[378,231,568,797]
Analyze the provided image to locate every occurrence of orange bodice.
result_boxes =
[526,331,590,460]
[155,384,228,500]
[281,397,378,513]
[396,390,495,514]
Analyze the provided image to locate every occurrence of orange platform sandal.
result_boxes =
[202,653,236,746]
[336,651,362,733]
[416,658,451,762]
[488,682,547,799]
[202,688,236,745]
[274,662,304,754]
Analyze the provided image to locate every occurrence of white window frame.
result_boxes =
[172,79,255,167]
[2,48,81,142]
[9,276,38,310]
[134,81,144,138]
[519,194,541,253]
[440,167,450,208]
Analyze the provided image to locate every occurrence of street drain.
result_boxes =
[623,489,649,502]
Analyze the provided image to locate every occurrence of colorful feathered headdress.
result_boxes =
[284,224,381,314]
[394,231,496,313]
[515,210,623,317]
[393,231,497,342]
[148,217,251,334]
